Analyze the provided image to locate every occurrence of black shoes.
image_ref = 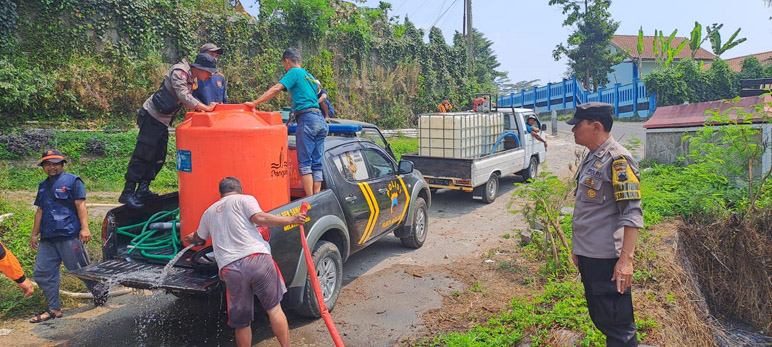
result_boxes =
[118,182,144,209]
[135,181,159,200]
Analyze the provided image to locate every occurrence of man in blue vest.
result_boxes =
[193,43,227,104]
[29,149,107,323]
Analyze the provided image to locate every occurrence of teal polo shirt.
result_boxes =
[278,68,320,112]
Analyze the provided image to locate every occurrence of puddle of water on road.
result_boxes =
[90,248,231,346]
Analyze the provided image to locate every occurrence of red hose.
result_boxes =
[298,202,345,347]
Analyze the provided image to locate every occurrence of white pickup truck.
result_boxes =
[402,107,547,203]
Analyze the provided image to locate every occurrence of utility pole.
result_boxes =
[466,0,473,68]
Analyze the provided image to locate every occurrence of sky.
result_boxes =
[241,0,772,86]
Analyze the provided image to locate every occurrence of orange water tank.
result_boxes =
[175,104,289,247]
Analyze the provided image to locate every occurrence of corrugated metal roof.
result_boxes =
[611,35,716,61]
[643,95,772,129]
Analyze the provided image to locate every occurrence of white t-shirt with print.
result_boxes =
[196,194,270,269]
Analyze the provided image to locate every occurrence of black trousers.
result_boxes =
[124,108,169,183]
[577,256,638,347]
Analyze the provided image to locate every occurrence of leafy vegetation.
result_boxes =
[388,136,418,162]
[549,0,626,91]
[0,130,178,192]
[1,0,503,129]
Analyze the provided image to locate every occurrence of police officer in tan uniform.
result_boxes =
[567,102,643,347]
[119,53,217,209]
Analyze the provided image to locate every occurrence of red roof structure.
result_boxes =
[644,95,772,129]
[611,35,716,61]
[703,51,772,72]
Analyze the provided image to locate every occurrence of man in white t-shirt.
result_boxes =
[185,177,306,347]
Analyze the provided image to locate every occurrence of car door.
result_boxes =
[358,143,410,244]
[325,143,374,253]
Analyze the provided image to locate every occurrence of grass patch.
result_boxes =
[388,136,417,162]
[0,130,179,192]
[426,281,605,346]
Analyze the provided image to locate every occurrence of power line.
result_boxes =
[431,1,458,29]
[409,0,432,20]
[436,0,461,30]
[394,0,408,14]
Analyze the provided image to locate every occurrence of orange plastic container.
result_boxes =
[176,104,289,247]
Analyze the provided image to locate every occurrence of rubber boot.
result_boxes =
[135,181,158,200]
[118,182,144,209]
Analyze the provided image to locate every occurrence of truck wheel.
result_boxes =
[295,240,343,318]
[521,156,539,181]
[400,197,428,248]
[475,173,499,203]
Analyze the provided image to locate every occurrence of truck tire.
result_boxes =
[295,240,343,318]
[520,156,539,182]
[400,197,428,248]
[475,173,499,203]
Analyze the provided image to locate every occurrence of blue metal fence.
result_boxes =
[497,77,656,118]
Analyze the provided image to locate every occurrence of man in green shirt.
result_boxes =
[247,48,328,196]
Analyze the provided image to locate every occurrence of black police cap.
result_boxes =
[566,102,613,125]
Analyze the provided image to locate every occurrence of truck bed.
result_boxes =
[403,147,526,188]
[70,190,348,298]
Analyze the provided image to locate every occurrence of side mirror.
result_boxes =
[398,160,414,174]
[541,124,547,131]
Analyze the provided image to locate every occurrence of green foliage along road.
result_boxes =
[0,0,503,129]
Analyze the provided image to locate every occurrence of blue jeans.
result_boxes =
[34,237,97,310]
[296,112,328,182]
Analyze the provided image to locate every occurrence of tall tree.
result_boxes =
[549,0,625,91]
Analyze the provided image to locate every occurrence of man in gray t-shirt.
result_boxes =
[185,177,306,347]
[567,103,643,347]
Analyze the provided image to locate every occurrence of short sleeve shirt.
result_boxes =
[195,194,270,269]
[278,68,320,112]
[572,136,644,258]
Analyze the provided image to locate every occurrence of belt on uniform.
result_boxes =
[295,107,321,117]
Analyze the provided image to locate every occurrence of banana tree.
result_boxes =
[651,28,687,69]
[637,27,643,78]
[706,23,747,58]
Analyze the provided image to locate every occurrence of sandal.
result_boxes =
[29,309,61,324]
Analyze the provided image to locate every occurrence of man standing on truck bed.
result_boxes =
[119,53,217,209]
[568,102,643,346]
[184,177,307,347]
[246,47,328,197]
[192,43,227,105]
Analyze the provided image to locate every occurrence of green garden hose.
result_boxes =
[116,208,182,260]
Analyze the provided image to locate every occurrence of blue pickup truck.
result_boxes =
[71,120,431,317]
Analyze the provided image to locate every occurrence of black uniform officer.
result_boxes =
[119,53,217,209]
[567,102,643,346]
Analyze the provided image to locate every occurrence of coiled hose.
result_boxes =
[116,208,182,260]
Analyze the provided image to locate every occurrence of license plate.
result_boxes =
[427,178,451,186]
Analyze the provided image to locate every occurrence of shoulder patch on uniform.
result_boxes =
[612,158,641,200]
[216,80,222,87]
[179,70,188,80]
